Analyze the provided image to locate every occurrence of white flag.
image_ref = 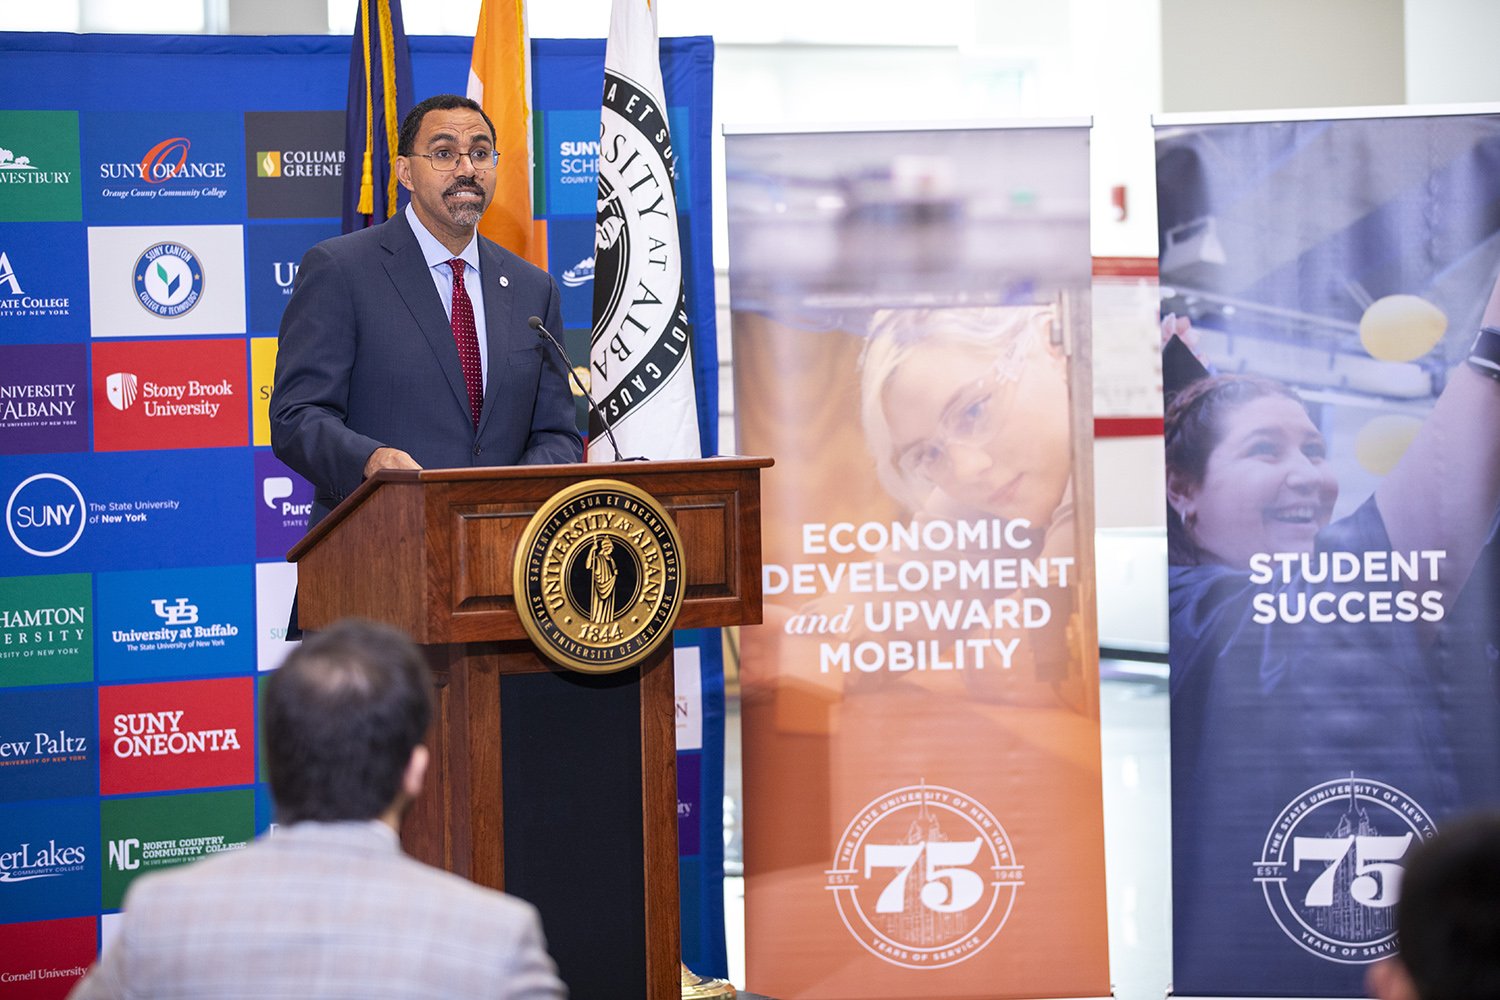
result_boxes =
[588,0,700,461]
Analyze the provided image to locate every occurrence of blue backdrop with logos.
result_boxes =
[0,30,727,982]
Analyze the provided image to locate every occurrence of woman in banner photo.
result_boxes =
[855,303,1086,703]
[1164,270,1500,981]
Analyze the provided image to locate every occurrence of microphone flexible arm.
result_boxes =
[527,315,643,462]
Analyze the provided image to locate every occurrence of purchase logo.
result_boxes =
[827,782,1023,970]
[513,479,684,674]
[1254,774,1433,964]
[255,452,312,559]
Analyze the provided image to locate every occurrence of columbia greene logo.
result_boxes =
[513,479,683,674]
[133,242,203,318]
[1254,775,1434,964]
[826,783,1023,970]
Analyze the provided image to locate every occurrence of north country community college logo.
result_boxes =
[1255,774,1435,964]
[826,782,1023,970]
[513,479,683,674]
[133,242,203,318]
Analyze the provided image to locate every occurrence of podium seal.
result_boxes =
[513,479,685,674]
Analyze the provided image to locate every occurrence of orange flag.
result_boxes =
[467,0,546,267]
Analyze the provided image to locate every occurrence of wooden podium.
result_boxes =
[287,457,769,1000]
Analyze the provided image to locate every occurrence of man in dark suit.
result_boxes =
[270,93,581,525]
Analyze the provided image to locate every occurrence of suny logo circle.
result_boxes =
[7,472,87,557]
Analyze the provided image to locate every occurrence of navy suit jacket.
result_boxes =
[270,210,582,522]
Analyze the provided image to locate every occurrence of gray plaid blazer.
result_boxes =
[68,821,566,999]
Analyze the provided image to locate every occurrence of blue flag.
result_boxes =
[343,0,413,233]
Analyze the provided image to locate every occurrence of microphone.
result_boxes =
[527,315,641,462]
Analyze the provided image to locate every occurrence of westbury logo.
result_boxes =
[133,242,203,318]
[0,147,37,172]
[6,473,86,558]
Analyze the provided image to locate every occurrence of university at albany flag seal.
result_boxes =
[513,479,684,673]
[589,0,700,461]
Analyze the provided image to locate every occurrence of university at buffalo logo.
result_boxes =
[1254,774,1434,964]
[826,782,1023,970]
[513,480,683,674]
[133,241,203,318]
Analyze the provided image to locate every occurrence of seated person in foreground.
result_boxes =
[1367,812,1500,1000]
[69,618,566,1000]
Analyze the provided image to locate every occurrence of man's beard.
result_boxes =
[444,181,486,227]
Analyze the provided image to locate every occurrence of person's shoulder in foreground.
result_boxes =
[67,619,567,1000]
[1367,811,1500,1000]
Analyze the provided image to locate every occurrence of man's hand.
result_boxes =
[363,447,422,478]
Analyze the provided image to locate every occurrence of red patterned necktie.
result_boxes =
[447,258,483,428]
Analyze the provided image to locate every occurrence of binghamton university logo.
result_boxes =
[826,782,1023,970]
[1255,774,1434,964]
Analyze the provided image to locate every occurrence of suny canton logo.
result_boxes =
[1254,774,1434,965]
[5,473,86,558]
[132,242,203,318]
[826,781,1023,970]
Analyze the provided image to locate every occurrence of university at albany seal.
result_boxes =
[513,479,685,674]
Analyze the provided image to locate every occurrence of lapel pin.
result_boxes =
[499,275,510,287]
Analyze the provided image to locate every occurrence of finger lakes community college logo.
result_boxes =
[133,242,203,318]
[513,479,684,674]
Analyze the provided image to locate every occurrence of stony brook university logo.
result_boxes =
[513,480,684,674]
[1255,774,1434,964]
[826,782,1023,970]
[133,241,203,318]
[104,373,139,412]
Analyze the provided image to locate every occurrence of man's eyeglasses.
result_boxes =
[408,148,500,172]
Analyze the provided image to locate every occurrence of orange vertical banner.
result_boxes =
[467,0,546,266]
[728,123,1110,999]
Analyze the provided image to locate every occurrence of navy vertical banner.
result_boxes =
[1156,108,1500,996]
[0,30,724,980]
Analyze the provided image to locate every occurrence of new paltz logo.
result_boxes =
[513,479,684,674]
[133,242,203,318]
